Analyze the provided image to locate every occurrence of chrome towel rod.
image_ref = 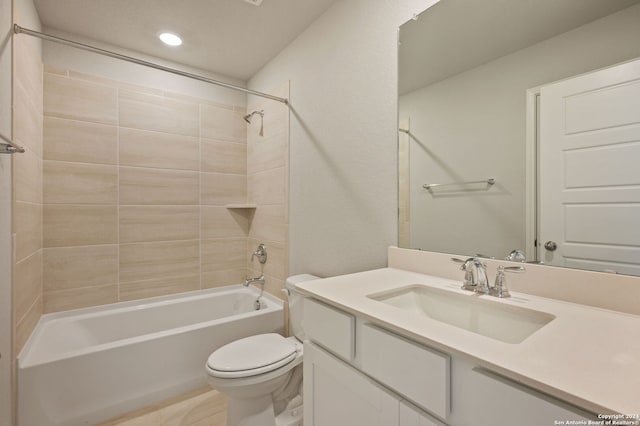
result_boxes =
[0,132,25,154]
[13,24,289,105]
[423,178,495,190]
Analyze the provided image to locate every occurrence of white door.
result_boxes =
[303,342,400,426]
[538,58,640,274]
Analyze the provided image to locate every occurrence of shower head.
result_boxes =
[243,110,264,123]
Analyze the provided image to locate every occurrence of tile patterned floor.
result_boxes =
[99,387,227,426]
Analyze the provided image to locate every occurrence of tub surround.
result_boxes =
[296,248,640,416]
[38,66,291,314]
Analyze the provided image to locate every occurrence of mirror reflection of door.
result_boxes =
[537,58,640,274]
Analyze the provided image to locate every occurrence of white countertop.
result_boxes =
[296,267,640,416]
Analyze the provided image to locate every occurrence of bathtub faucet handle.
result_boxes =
[252,243,267,264]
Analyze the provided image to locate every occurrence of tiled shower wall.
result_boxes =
[40,67,285,313]
[246,84,290,297]
[12,16,43,355]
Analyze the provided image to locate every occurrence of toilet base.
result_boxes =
[227,394,277,426]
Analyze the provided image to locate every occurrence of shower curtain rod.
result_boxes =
[13,25,289,105]
[0,132,25,154]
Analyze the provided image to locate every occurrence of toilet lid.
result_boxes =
[207,333,297,378]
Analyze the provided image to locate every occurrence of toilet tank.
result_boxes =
[285,274,319,341]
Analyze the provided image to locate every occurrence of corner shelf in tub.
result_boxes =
[225,204,257,209]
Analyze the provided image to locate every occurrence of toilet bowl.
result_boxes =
[205,274,318,426]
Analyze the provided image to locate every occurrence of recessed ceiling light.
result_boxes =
[243,0,264,5]
[159,33,182,46]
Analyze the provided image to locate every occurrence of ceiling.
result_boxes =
[399,0,640,95]
[33,0,340,81]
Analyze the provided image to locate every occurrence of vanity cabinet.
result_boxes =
[304,341,445,426]
[303,298,595,426]
[303,341,400,426]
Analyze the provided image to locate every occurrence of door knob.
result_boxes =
[544,241,557,251]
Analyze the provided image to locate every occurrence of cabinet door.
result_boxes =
[400,401,446,426]
[465,369,595,426]
[304,342,400,426]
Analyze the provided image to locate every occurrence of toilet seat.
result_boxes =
[207,333,298,379]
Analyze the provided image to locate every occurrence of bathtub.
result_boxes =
[18,285,284,426]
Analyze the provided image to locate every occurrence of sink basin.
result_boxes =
[368,285,555,344]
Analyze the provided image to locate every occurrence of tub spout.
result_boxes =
[244,275,265,287]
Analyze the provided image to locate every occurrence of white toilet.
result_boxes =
[205,274,318,426]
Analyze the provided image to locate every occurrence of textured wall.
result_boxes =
[248,0,438,277]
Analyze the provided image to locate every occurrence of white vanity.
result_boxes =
[296,248,640,426]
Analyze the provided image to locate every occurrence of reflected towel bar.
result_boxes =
[0,132,25,154]
[423,178,495,190]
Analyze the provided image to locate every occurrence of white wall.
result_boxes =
[41,28,248,107]
[399,3,640,259]
[0,0,13,420]
[248,0,438,277]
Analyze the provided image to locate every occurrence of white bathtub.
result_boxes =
[18,285,284,426]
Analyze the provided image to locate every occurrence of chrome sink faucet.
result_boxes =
[452,258,526,298]
[452,257,490,293]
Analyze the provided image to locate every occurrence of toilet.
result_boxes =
[205,274,318,426]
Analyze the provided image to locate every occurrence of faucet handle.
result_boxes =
[491,266,526,298]
[252,243,267,264]
[452,257,479,291]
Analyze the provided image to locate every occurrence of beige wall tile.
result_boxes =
[119,128,199,171]
[119,274,200,302]
[201,104,246,142]
[248,204,286,243]
[164,91,234,111]
[201,238,246,272]
[43,245,118,291]
[44,284,118,313]
[44,160,117,204]
[15,295,42,356]
[120,240,200,283]
[201,173,246,205]
[247,167,285,205]
[13,146,42,204]
[120,166,199,205]
[14,81,43,157]
[201,138,246,174]
[247,131,286,174]
[14,250,42,325]
[44,117,117,165]
[201,207,249,239]
[120,206,199,243]
[119,90,199,137]
[14,201,42,262]
[43,65,68,76]
[262,274,285,301]
[68,71,164,97]
[44,73,117,125]
[44,205,117,247]
[202,269,247,289]
[14,35,43,113]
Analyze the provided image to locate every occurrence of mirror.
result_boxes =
[398,0,640,276]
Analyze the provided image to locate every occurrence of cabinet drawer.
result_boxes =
[361,324,450,419]
[304,298,355,361]
[468,368,594,425]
